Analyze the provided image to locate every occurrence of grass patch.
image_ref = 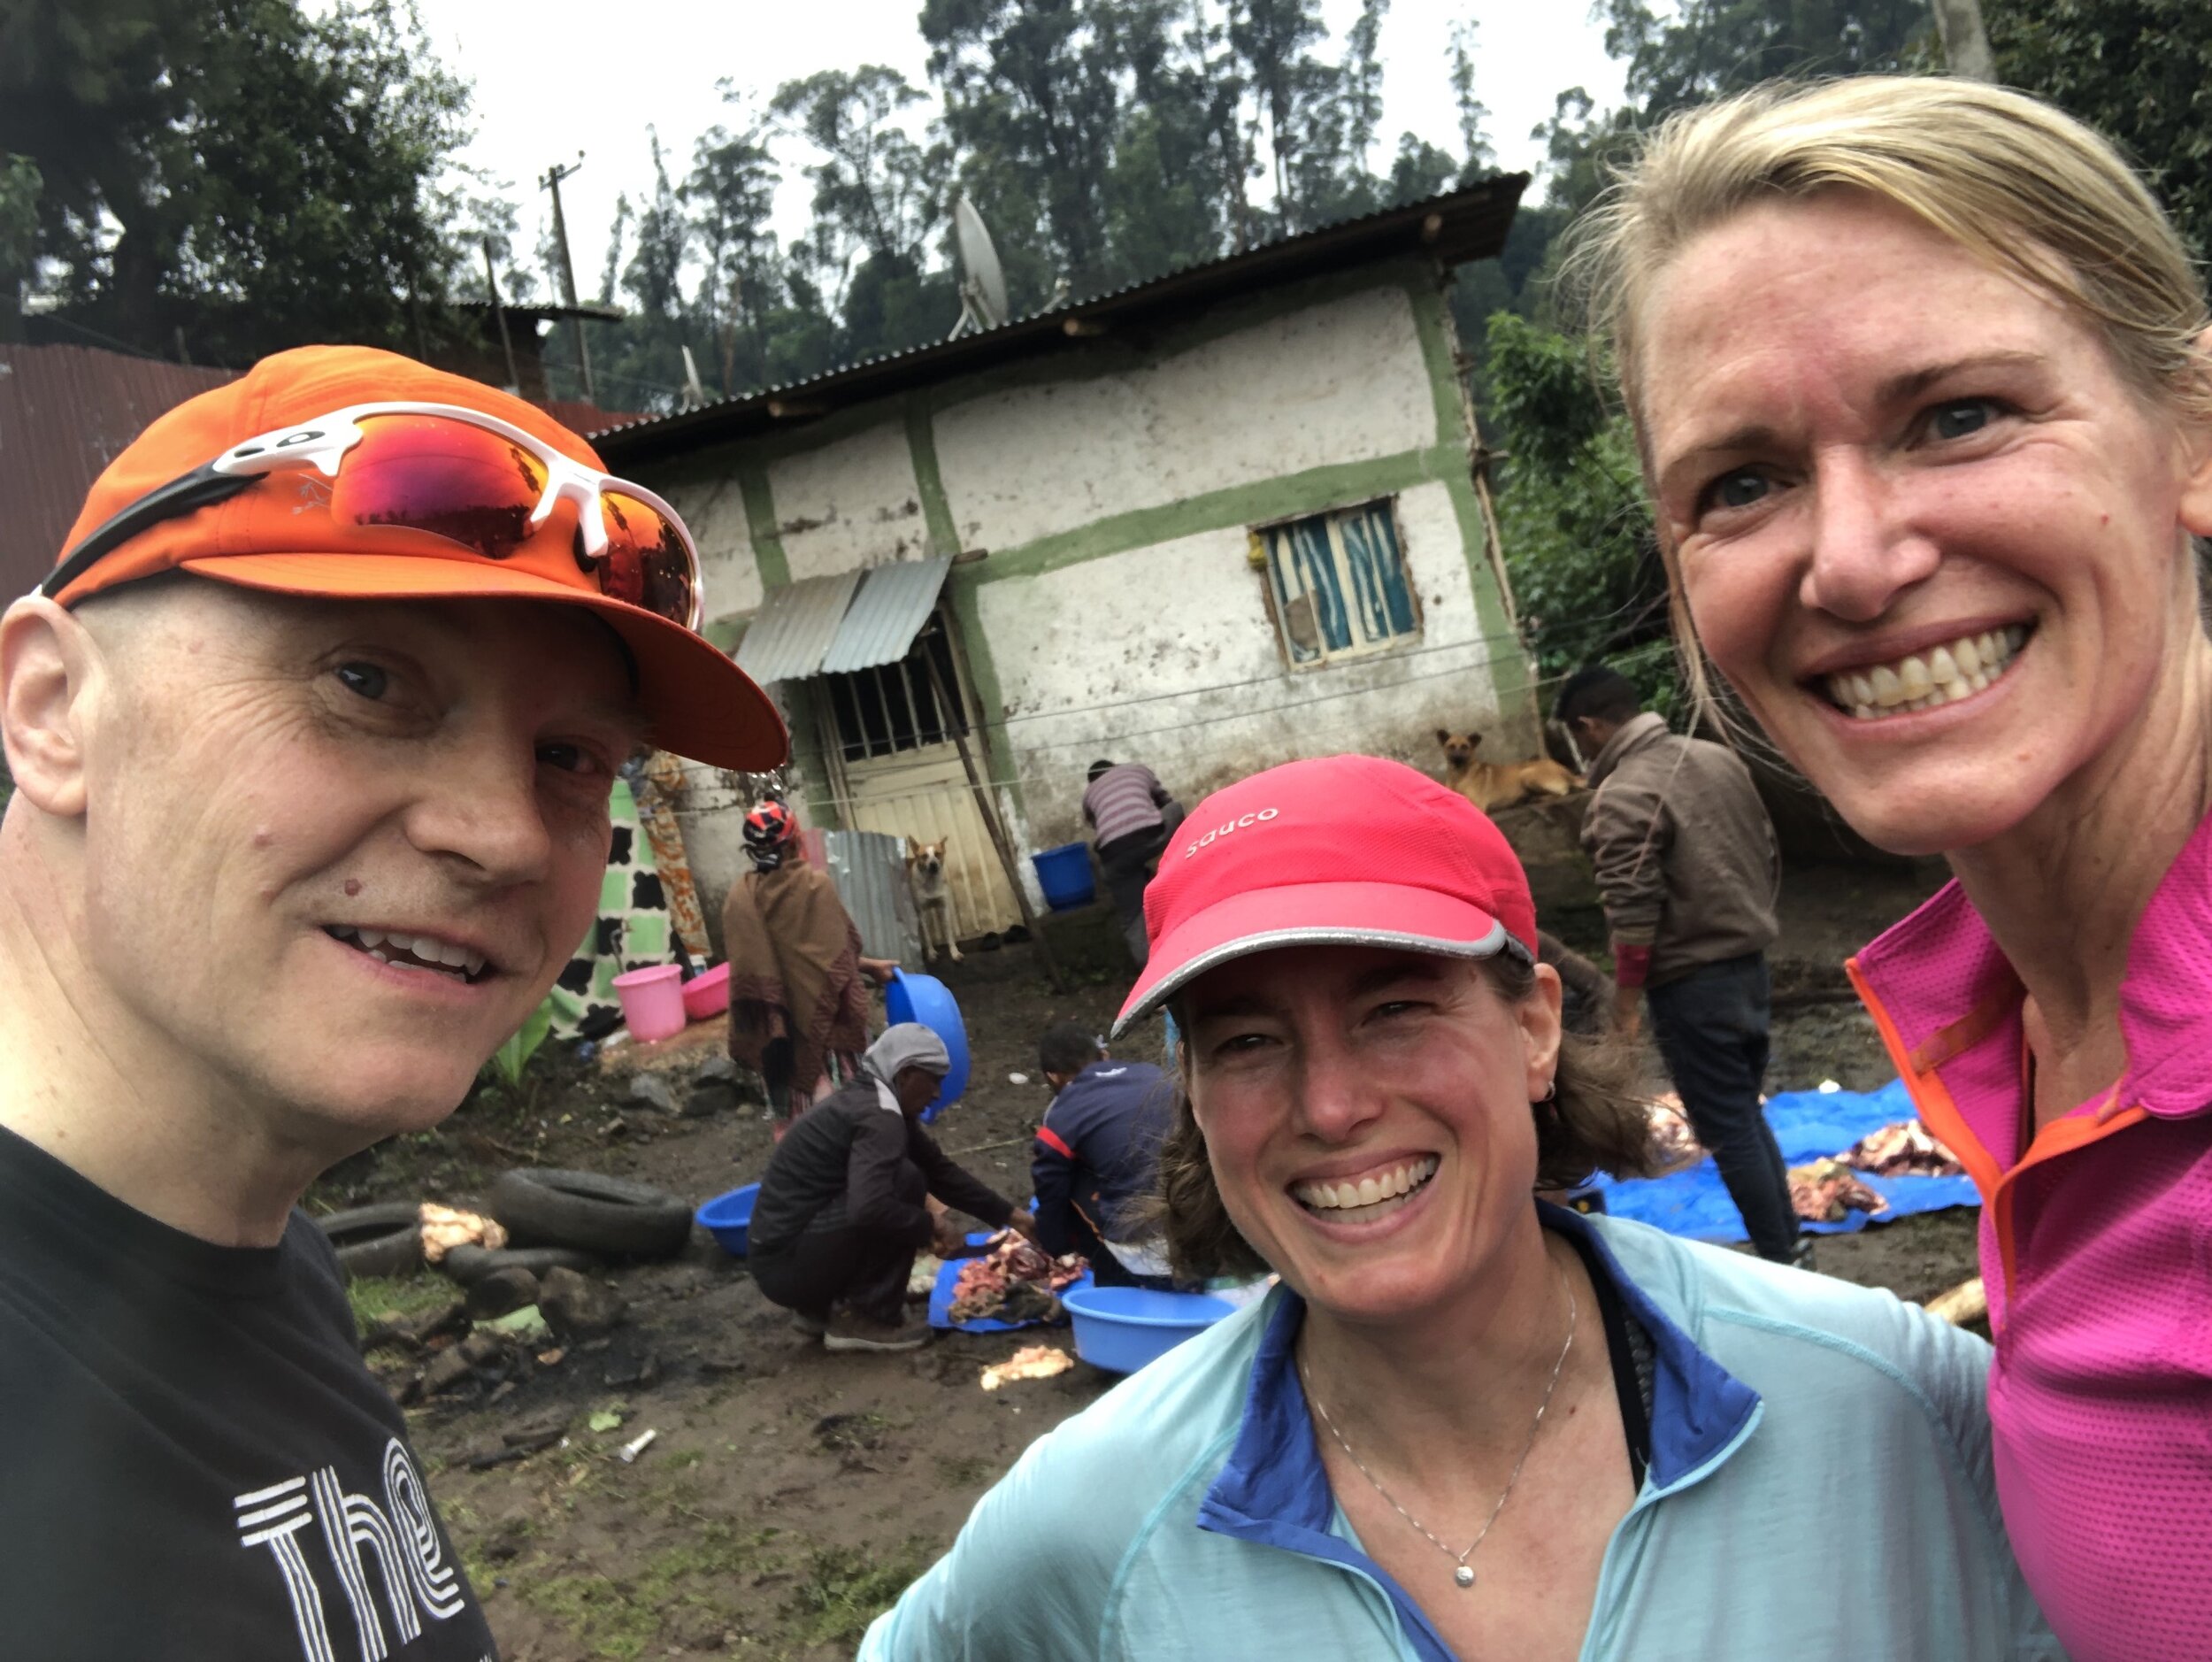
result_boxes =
[934,1454,993,1489]
[812,1411,892,1455]
[345,1273,454,1331]
[512,1524,778,1659]
[787,1540,932,1645]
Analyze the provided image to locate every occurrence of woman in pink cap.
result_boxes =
[1563,75,2212,1659]
[864,755,2053,1660]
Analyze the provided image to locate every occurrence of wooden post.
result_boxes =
[483,238,521,392]
[922,651,1069,993]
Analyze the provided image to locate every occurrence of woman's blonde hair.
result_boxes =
[1559,74,2212,715]
[1148,951,1659,1282]
[1569,75,2209,423]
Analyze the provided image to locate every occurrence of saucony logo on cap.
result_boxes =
[1181,806,1279,859]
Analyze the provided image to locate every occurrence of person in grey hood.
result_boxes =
[746,1025,1038,1352]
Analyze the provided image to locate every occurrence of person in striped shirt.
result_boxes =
[1082,759,1180,967]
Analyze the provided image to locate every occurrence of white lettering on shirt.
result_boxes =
[234,1439,467,1662]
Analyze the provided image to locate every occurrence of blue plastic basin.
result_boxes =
[696,1183,759,1258]
[1031,842,1096,910]
[884,970,971,1122]
[1061,1285,1236,1373]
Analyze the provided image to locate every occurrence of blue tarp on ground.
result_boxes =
[1592,1078,1982,1243]
[927,1234,1090,1333]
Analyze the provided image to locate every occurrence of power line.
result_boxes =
[679,643,1645,819]
[908,589,1663,746]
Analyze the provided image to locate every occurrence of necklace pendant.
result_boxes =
[1454,1566,1475,1589]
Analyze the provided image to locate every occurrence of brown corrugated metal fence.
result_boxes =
[0,343,238,598]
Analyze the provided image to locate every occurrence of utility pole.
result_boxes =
[1929,0,1995,82]
[540,154,598,404]
[483,238,520,394]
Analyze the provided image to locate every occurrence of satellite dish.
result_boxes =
[949,195,1010,340]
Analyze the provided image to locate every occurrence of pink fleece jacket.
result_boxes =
[1848,814,2212,1662]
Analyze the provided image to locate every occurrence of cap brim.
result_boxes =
[1111,880,1527,1038]
[180,552,788,771]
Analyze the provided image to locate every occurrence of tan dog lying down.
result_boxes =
[1435,729,1582,812]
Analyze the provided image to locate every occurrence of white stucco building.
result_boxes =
[595,179,1535,943]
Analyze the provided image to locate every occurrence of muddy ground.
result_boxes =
[312,858,1972,1661]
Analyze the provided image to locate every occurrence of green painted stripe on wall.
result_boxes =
[906,393,961,557]
[1404,275,1530,726]
[738,464,791,589]
[944,567,1021,812]
[972,444,1466,584]
[780,681,844,832]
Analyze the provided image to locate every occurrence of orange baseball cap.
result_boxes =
[49,344,787,770]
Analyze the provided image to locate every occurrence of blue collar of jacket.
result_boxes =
[1194,1204,1762,1660]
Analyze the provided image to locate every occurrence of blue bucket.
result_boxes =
[696,1183,759,1257]
[884,970,971,1121]
[1062,1285,1236,1373]
[1030,843,1095,910]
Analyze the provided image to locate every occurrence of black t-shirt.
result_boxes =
[0,1126,498,1661]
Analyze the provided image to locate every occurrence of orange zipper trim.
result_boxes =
[1845,957,2006,1199]
[1847,956,2149,1305]
[1990,1097,2148,1295]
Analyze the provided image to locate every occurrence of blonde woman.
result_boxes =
[1567,75,2212,1660]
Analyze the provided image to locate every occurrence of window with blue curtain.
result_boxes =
[1262,499,1418,667]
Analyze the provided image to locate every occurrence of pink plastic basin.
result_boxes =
[612,964,687,1041]
[681,962,732,1021]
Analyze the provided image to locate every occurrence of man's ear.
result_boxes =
[0,596,100,819]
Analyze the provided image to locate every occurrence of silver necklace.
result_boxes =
[1299,1263,1577,1590]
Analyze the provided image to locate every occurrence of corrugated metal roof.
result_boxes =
[732,569,862,684]
[0,344,238,598]
[595,174,1529,465]
[819,556,951,675]
[541,398,648,439]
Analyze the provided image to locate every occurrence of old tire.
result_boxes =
[488,1169,693,1260]
[314,1203,422,1281]
[438,1243,602,1287]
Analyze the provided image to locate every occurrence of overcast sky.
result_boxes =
[418,0,1628,296]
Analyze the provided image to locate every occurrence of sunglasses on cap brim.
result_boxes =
[42,402,703,629]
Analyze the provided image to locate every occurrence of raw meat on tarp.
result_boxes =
[1836,1120,1964,1178]
[1789,1158,1890,1223]
[947,1231,1087,1325]
[1643,1093,1706,1174]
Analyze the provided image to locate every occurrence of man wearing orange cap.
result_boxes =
[0,346,785,1658]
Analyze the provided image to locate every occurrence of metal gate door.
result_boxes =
[836,744,1023,942]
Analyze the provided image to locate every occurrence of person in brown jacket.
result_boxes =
[1556,666,1802,1264]
[723,800,897,1135]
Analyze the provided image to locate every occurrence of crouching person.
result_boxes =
[749,1024,1036,1353]
[862,758,2056,1659]
[1031,1021,1175,1288]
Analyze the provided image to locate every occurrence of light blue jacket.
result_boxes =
[864,1207,2059,1660]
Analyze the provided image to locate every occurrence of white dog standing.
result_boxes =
[906,838,962,964]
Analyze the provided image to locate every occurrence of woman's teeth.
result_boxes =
[1292,1156,1440,1221]
[1823,625,2027,719]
